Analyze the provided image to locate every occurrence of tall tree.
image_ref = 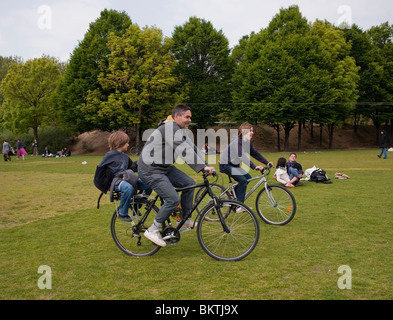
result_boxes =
[233,6,359,150]
[309,20,360,149]
[53,9,132,132]
[364,22,393,139]
[232,6,313,150]
[172,17,234,127]
[0,56,62,140]
[81,24,177,149]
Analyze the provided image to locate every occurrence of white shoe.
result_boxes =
[176,218,197,229]
[144,229,166,247]
[236,206,251,213]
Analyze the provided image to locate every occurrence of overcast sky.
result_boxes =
[0,0,392,62]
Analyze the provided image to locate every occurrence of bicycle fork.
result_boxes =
[211,196,231,234]
[265,184,278,208]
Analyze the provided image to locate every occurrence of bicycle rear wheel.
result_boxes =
[111,197,161,257]
[255,185,296,225]
[197,200,260,261]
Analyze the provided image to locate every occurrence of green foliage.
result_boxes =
[172,17,234,127]
[53,9,132,132]
[232,6,360,150]
[81,24,177,142]
[0,56,62,140]
[1,7,392,150]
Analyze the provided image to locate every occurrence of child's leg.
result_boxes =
[116,181,136,216]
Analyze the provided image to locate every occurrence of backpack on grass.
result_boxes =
[310,169,332,184]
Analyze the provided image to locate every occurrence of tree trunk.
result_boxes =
[319,125,323,147]
[297,122,302,150]
[283,122,294,151]
[275,124,281,151]
[328,123,334,149]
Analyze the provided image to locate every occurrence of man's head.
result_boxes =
[172,104,192,129]
[289,152,297,162]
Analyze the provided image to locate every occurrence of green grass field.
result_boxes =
[0,150,392,300]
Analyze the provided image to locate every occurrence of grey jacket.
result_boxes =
[138,120,206,174]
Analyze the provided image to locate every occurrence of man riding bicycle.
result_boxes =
[138,104,215,247]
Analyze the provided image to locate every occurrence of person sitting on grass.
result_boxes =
[274,157,299,188]
[286,152,303,186]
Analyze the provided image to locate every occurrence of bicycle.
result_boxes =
[110,171,260,261]
[195,165,296,226]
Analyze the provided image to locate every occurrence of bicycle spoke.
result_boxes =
[197,200,259,261]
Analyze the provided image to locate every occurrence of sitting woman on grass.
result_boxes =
[274,157,299,188]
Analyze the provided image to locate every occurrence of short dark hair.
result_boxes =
[172,104,191,118]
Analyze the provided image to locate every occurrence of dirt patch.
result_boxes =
[70,124,380,156]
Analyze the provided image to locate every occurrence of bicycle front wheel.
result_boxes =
[197,200,260,261]
[255,185,296,225]
[111,197,161,257]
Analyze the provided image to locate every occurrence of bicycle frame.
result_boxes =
[128,174,230,234]
[221,168,278,207]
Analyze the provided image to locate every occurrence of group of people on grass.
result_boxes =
[2,139,29,161]
[2,139,71,161]
[97,104,306,247]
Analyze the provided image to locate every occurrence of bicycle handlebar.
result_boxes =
[202,170,217,178]
[257,163,274,174]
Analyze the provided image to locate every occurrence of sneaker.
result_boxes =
[118,214,132,222]
[176,218,197,229]
[236,207,246,213]
[144,229,166,247]
[235,206,252,213]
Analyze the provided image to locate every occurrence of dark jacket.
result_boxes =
[379,131,390,148]
[98,150,138,202]
[219,138,269,170]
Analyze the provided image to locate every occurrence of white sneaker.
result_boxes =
[144,229,166,247]
[236,207,246,213]
[176,218,197,229]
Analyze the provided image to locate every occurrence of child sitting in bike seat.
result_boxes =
[98,131,151,222]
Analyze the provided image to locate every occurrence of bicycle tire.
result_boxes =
[197,199,260,261]
[111,197,161,257]
[255,185,296,225]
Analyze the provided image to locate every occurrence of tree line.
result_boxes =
[1,6,392,151]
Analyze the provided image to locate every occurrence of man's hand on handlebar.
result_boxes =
[255,162,274,171]
[203,166,216,176]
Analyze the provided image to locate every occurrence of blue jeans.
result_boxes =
[138,166,195,224]
[379,148,387,159]
[219,164,251,203]
[115,179,152,216]
[288,167,302,185]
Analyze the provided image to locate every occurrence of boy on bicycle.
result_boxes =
[138,104,215,247]
[219,123,273,208]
